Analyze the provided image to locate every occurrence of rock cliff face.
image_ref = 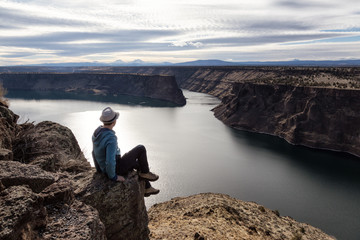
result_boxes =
[74,170,149,240]
[0,72,186,106]
[148,193,335,240]
[213,83,360,157]
[0,104,150,240]
[65,66,360,98]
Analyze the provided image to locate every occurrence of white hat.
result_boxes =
[100,107,119,124]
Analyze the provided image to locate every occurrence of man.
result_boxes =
[92,107,160,197]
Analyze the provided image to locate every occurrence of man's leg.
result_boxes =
[118,145,149,173]
[117,145,159,196]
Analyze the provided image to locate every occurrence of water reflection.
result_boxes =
[6,89,181,107]
[227,128,360,182]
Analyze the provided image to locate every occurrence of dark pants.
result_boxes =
[116,145,151,188]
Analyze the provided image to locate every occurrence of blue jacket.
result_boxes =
[92,126,121,181]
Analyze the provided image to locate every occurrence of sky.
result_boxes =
[0,0,359,65]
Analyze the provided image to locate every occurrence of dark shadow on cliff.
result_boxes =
[226,127,360,184]
[6,90,184,108]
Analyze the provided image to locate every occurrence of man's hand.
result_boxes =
[116,175,126,182]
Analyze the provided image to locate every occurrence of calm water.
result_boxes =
[7,90,360,240]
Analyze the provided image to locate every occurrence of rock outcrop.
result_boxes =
[0,104,149,240]
[0,72,186,106]
[74,170,149,240]
[0,162,106,240]
[12,121,91,173]
[213,83,360,157]
[148,193,335,240]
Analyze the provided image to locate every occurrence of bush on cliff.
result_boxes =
[0,83,8,107]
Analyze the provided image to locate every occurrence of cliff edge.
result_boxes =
[0,72,186,106]
[148,193,335,240]
[213,82,360,157]
[0,104,149,240]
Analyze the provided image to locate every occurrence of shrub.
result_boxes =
[0,83,9,107]
[274,210,280,217]
[258,206,266,213]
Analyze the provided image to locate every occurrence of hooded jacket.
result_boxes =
[92,126,121,181]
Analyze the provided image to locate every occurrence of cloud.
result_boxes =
[171,41,204,48]
[0,6,90,28]
[0,0,359,64]
[274,0,334,9]
[197,32,343,46]
[0,29,183,58]
[247,20,313,31]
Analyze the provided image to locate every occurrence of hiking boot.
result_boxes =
[144,186,160,197]
[139,171,159,182]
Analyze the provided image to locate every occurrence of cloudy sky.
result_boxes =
[0,0,359,65]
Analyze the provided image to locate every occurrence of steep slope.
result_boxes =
[213,83,360,157]
[0,72,186,106]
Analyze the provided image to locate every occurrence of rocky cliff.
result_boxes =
[0,104,149,240]
[0,72,186,106]
[60,66,360,98]
[0,90,337,240]
[213,83,360,157]
[148,193,335,240]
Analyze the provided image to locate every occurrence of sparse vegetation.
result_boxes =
[0,83,8,107]
[274,210,280,217]
[249,66,360,89]
[258,206,266,213]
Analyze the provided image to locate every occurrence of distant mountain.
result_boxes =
[175,59,360,67]
[26,59,173,67]
[173,59,235,66]
[3,59,360,67]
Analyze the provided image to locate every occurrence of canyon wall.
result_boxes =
[0,72,186,106]
[213,83,360,157]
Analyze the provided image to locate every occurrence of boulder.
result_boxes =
[40,200,106,240]
[38,172,106,240]
[74,169,149,240]
[12,121,91,173]
[0,163,107,240]
[0,161,55,193]
[0,148,12,161]
[0,185,47,240]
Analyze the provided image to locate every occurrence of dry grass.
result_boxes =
[0,83,9,107]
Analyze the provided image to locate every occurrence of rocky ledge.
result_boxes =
[0,72,186,106]
[148,193,335,240]
[0,104,149,240]
[213,82,360,157]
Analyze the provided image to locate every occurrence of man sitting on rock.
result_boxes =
[92,106,160,197]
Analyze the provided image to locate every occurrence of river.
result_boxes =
[6,89,360,240]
